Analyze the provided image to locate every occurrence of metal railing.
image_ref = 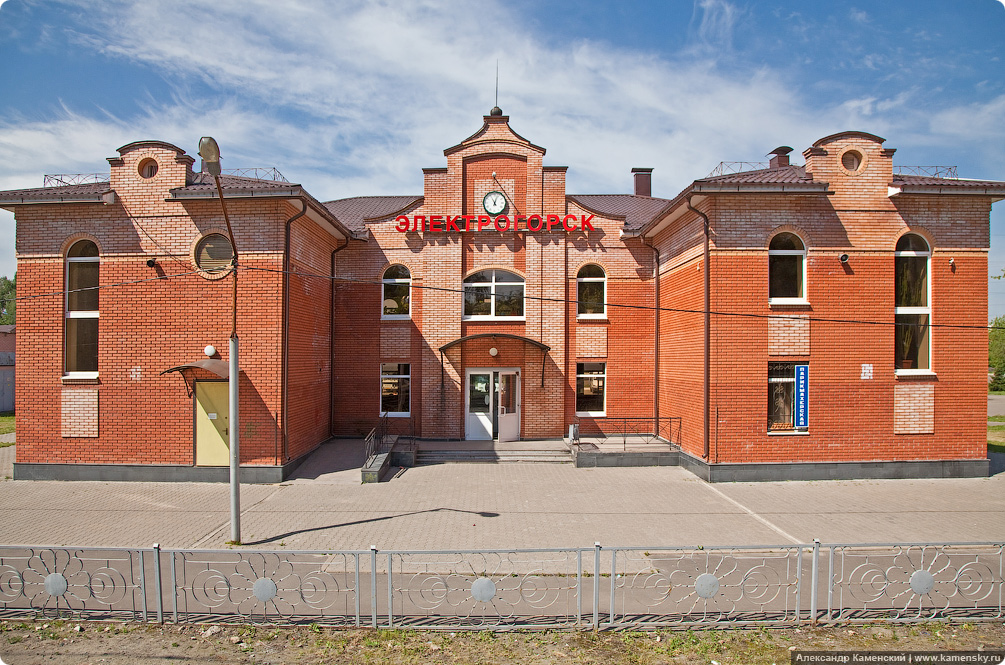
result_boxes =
[893,165,958,179]
[572,417,681,449]
[1,541,999,628]
[43,173,110,187]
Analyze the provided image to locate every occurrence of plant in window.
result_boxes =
[577,265,606,317]
[382,265,411,318]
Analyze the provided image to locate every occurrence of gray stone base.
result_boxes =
[361,452,390,483]
[570,442,989,482]
[572,447,679,468]
[13,455,308,484]
[677,450,990,483]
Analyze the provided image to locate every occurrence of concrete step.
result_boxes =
[416,449,571,464]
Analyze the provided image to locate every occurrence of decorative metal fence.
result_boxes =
[0,542,1001,628]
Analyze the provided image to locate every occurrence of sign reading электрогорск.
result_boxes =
[792,652,1005,664]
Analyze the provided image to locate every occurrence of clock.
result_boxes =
[482,191,507,215]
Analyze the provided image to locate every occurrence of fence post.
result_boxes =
[370,545,378,628]
[152,543,163,624]
[593,542,601,630]
[139,549,148,623]
[810,538,820,624]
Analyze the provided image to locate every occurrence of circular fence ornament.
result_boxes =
[694,573,720,599]
[253,578,278,603]
[44,572,68,597]
[471,577,497,603]
[909,569,935,596]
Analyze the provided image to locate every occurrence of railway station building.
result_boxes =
[2,109,1002,482]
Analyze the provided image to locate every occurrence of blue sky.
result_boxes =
[1,0,1004,314]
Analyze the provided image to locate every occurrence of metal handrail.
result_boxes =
[572,416,682,450]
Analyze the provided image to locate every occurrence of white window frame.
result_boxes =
[576,265,607,319]
[65,241,100,379]
[379,363,410,417]
[381,265,411,320]
[462,269,526,321]
[575,362,606,417]
[894,235,933,376]
[768,233,809,306]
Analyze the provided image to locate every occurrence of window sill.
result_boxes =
[62,374,99,384]
[381,315,411,321]
[575,411,606,417]
[577,316,608,323]
[895,369,936,378]
[767,429,809,436]
[768,298,810,308]
[462,316,527,322]
[381,413,410,418]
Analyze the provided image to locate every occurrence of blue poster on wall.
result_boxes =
[795,365,809,428]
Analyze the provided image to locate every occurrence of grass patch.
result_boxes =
[0,413,13,436]
[990,415,1005,422]
[989,443,1005,454]
[990,390,1005,395]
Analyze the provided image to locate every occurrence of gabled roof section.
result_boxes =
[890,173,1005,199]
[323,195,423,234]
[0,181,111,206]
[168,172,359,240]
[568,194,671,233]
[695,164,828,189]
[444,113,546,156]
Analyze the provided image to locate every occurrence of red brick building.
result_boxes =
[1,111,1002,481]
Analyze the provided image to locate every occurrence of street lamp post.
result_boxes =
[198,136,241,544]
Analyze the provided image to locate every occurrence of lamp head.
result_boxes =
[198,137,222,176]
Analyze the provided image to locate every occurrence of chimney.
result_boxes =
[632,168,653,197]
[768,146,793,169]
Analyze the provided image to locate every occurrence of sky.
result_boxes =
[0,0,1003,315]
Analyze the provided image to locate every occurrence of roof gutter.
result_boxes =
[281,199,309,465]
[687,195,711,462]
[329,238,351,440]
[640,235,660,438]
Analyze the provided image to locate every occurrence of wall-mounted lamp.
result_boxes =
[949,258,955,266]
[204,345,217,357]
[488,347,499,357]
[839,253,850,264]
[146,258,157,268]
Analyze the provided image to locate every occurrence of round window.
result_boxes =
[195,233,234,274]
[840,150,863,172]
[138,158,159,179]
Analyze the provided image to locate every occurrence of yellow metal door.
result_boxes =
[195,381,229,466]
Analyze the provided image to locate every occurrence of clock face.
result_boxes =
[482,191,507,215]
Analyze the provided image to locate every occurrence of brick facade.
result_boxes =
[1,120,1000,481]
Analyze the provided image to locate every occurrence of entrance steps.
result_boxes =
[415,441,572,465]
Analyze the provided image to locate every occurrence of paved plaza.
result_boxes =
[1,433,1003,551]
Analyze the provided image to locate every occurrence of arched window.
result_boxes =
[768,232,807,302]
[65,239,99,376]
[463,269,524,319]
[577,265,606,318]
[382,265,411,319]
[895,233,931,372]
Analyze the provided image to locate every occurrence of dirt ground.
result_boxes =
[1,619,1004,665]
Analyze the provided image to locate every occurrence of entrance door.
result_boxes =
[466,371,493,441]
[497,371,520,442]
[195,381,229,466]
[465,368,521,441]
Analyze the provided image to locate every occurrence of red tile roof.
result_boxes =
[567,195,671,232]
[323,196,423,234]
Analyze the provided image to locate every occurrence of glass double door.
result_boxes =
[465,368,520,441]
